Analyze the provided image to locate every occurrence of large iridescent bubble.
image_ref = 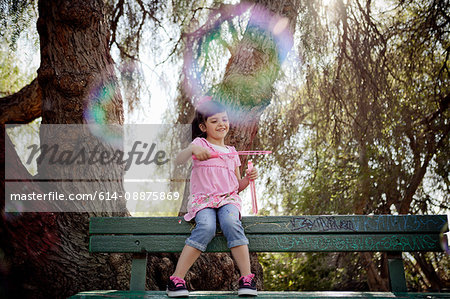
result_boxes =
[83,78,123,148]
[83,61,145,146]
[182,2,296,109]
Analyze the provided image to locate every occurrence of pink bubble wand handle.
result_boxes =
[192,150,272,160]
[247,161,258,215]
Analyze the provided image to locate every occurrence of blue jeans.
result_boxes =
[185,204,249,252]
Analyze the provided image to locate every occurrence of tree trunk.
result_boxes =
[412,253,443,291]
[1,1,131,298]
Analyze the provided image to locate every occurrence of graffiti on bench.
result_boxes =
[272,234,438,251]
[287,215,446,233]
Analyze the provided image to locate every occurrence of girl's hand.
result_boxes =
[246,167,258,181]
[191,144,210,161]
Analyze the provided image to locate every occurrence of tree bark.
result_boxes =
[0,78,42,124]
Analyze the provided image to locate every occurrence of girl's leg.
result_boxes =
[217,204,251,276]
[172,208,217,279]
[230,245,251,277]
[172,245,202,279]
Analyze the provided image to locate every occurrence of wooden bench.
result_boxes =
[71,215,449,298]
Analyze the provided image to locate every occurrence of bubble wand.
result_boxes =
[192,150,272,160]
[247,160,258,215]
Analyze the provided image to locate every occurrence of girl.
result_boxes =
[167,99,258,297]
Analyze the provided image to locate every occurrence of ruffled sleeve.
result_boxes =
[191,137,205,147]
[230,146,241,169]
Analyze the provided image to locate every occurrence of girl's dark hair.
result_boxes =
[192,100,227,140]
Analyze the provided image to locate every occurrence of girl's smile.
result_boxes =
[200,111,229,146]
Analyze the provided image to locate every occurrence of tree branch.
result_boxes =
[399,94,450,214]
[0,78,42,124]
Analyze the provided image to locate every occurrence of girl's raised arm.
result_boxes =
[175,144,210,164]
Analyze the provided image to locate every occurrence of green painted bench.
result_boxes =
[71,215,449,298]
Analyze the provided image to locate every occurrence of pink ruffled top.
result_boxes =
[184,137,242,221]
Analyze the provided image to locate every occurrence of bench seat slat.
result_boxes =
[89,215,447,234]
[90,233,441,253]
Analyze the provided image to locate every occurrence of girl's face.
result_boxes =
[200,111,229,142]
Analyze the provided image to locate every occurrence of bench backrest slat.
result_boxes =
[89,215,447,235]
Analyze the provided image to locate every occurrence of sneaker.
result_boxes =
[166,276,189,297]
[238,273,257,296]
